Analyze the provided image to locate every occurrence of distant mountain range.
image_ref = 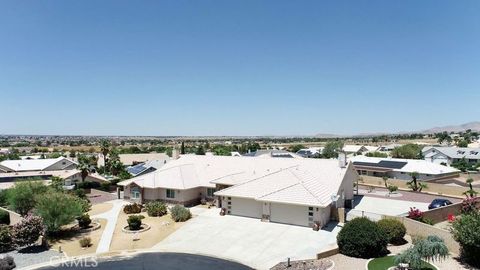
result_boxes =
[420,121,480,134]
[314,121,480,138]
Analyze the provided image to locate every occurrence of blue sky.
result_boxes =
[0,1,479,136]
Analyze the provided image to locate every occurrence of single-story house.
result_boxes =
[343,145,379,155]
[243,150,303,158]
[351,155,460,181]
[118,155,356,228]
[422,146,480,166]
[0,157,77,173]
[126,159,168,177]
[296,147,324,158]
[97,153,170,167]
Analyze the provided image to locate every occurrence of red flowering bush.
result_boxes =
[407,207,424,221]
[461,196,479,214]
[12,215,44,247]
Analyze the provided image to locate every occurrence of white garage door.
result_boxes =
[270,203,309,227]
[230,197,262,218]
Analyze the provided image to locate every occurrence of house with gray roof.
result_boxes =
[422,146,480,166]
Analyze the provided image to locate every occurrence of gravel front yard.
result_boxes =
[3,246,64,269]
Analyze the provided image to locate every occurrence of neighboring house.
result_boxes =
[0,157,77,173]
[97,153,170,167]
[126,159,168,177]
[468,139,480,148]
[378,144,403,152]
[296,147,323,158]
[0,149,10,155]
[243,150,303,158]
[342,145,370,155]
[119,154,356,228]
[422,147,480,166]
[351,155,460,181]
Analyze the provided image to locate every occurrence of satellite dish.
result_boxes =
[331,194,340,202]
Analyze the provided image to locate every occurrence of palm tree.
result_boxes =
[382,176,389,188]
[78,162,90,182]
[100,140,111,166]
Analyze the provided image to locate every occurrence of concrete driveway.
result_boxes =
[153,207,340,270]
[347,196,430,221]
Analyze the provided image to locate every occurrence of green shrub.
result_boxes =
[76,181,100,189]
[100,182,111,191]
[145,201,167,217]
[170,205,191,222]
[127,215,145,230]
[337,217,388,258]
[123,203,142,214]
[79,236,92,248]
[76,214,92,229]
[0,255,15,270]
[0,225,13,253]
[35,192,84,234]
[0,209,10,225]
[451,211,480,267]
[377,218,406,244]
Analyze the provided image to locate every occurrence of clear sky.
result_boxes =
[0,1,479,136]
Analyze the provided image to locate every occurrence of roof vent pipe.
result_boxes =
[338,151,347,168]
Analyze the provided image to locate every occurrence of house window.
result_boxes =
[166,189,175,199]
[131,187,141,199]
[207,188,215,197]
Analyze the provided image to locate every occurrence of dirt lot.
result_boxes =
[109,211,185,251]
[49,219,107,257]
[88,202,114,216]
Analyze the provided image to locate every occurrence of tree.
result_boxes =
[322,141,344,158]
[35,192,84,234]
[407,172,427,192]
[12,215,44,247]
[464,177,478,198]
[337,217,388,258]
[451,211,480,266]
[100,140,111,165]
[8,181,48,216]
[365,151,388,158]
[50,176,64,192]
[458,140,469,147]
[77,162,90,182]
[391,144,422,159]
[289,144,305,153]
[395,235,449,270]
[180,141,185,155]
[196,145,205,155]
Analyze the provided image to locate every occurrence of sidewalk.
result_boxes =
[93,199,128,254]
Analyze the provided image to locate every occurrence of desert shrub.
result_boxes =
[395,235,448,270]
[8,181,48,216]
[145,201,167,217]
[76,181,100,189]
[387,185,398,194]
[0,256,15,270]
[0,190,10,207]
[12,215,44,247]
[0,210,10,225]
[0,226,13,253]
[35,192,84,234]
[337,217,388,258]
[79,237,92,248]
[377,218,406,244]
[123,203,142,214]
[170,205,191,222]
[76,214,92,229]
[127,215,145,230]
[461,197,479,214]
[100,182,111,191]
[451,211,480,267]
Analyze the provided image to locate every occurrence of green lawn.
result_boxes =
[368,256,436,270]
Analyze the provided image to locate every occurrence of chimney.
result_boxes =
[172,148,180,160]
[338,151,347,168]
